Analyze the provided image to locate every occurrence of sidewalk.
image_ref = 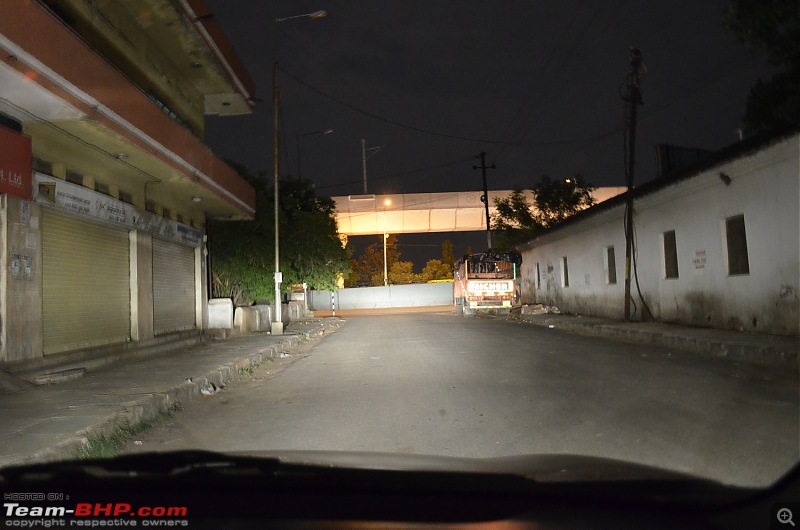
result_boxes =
[0,318,342,467]
[513,311,799,369]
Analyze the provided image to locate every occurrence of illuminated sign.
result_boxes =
[0,126,32,200]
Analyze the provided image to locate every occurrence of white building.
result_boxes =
[518,130,799,336]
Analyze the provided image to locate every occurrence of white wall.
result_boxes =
[309,283,454,311]
[520,134,799,335]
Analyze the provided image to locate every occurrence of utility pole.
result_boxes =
[473,152,496,250]
[623,48,643,321]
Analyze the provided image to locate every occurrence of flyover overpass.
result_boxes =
[332,188,626,236]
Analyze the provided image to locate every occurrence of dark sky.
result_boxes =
[202,0,773,265]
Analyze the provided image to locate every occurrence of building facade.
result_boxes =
[518,131,799,336]
[0,0,256,364]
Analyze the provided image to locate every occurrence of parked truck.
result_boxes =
[453,250,522,317]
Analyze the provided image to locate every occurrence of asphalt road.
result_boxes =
[125,314,799,487]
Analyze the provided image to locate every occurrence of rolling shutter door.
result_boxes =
[152,238,196,334]
[42,210,130,355]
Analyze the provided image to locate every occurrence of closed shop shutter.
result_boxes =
[42,209,130,355]
[152,238,196,334]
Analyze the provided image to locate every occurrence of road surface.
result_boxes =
[125,314,799,487]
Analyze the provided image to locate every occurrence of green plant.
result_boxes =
[70,406,178,460]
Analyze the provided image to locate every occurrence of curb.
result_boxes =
[516,314,798,369]
[22,319,342,465]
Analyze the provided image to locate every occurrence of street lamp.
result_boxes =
[272,9,326,335]
[296,128,333,179]
[383,198,391,286]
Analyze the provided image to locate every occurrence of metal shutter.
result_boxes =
[152,238,196,334]
[42,210,130,355]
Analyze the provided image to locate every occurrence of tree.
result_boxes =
[276,177,350,291]
[493,190,538,248]
[492,174,596,250]
[724,0,800,133]
[420,259,452,282]
[441,240,455,268]
[346,234,400,287]
[209,162,349,305]
[383,261,418,285]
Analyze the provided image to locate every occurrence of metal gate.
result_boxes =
[42,209,130,354]
[152,238,196,334]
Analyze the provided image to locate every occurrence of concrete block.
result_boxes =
[288,300,304,320]
[208,298,233,329]
[253,304,273,331]
[233,306,259,333]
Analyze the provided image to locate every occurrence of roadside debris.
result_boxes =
[200,382,219,396]
[521,304,560,315]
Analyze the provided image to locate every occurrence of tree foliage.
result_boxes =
[492,175,596,250]
[383,261,416,285]
[441,240,455,269]
[346,236,455,287]
[724,0,800,133]
[421,259,452,281]
[209,162,349,305]
[345,234,400,287]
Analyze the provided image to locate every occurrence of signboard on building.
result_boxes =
[0,126,33,199]
[34,173,202,247]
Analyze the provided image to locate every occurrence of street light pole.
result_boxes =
[383,233,389,286]
[382,198,391,286]
[272,9,327,335]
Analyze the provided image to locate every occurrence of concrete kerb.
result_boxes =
[516,313,798,368]
[21,319,341,466]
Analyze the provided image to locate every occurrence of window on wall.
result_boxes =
[32,157,53,175]
[561,256,569,287]
[66,170,83,186]
[725,214,750,275]
[663,230,679,279]
[606,247,617,284]
[95,181,110,196]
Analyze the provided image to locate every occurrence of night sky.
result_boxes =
[202,0,773,266]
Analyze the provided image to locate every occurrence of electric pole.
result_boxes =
[623,48,643,321]
[473,151,496,250]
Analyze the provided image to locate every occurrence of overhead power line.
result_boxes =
[280,67,625,148]
[314,156,475,191]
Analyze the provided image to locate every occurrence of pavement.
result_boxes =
[0,318,342,467]
[511,310,799,369]
[0,310,796,468]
